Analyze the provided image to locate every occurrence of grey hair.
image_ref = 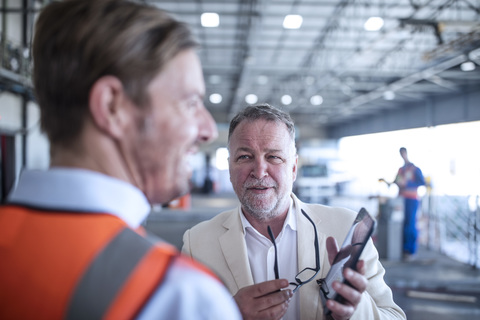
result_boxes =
[228,103,296,148]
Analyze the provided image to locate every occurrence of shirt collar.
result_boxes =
[8,167,151,228]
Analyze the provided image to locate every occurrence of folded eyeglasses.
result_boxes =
[267,209,320,293]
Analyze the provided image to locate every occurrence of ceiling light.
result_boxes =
[209,93,222,104]
[245,94,258,104]
[281,95,292,105]
[383,90,395,100]
[364,17,384,31]
[283,15,303,29]
[201,12,219,27]
[460,61,476,72]
[310,95,323,106]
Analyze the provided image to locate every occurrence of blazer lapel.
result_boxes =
[219,209,254,293]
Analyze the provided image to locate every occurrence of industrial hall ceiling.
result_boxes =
[151,0,480,139]
[0,0,479,140]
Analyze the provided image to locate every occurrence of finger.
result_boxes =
[332,281,362,310]
[326,298,355,320]
[255,298,290,320]
[326,236,339,265]
[344,267,368,294]
[356,259,366,275]
[256,289,292,315]
[252,279,290,298]
[234,282,292,320]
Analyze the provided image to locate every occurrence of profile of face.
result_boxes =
[228,119,297,221]
[124,49,218,204]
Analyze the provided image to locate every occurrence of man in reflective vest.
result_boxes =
[0,1,241,319]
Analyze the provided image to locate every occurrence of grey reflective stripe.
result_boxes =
[66,228,153,320]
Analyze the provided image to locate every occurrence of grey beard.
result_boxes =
[240,193,281,221]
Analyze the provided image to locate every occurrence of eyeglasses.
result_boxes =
[267,209,320,293]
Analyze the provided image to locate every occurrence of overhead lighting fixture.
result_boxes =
[209,93,222,104]
[283,15,303,29]
[281,95,292,105]
[245,94,258,104]
[460,61,476,72]
[383,90,395,100]
[310,95,323,106]
[364,17,384,31]
[201,12,219,28]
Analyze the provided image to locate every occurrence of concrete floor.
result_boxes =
[382,247,480,320]
[145,193,480,320]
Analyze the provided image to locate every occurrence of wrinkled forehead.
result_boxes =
[229,119,297,154]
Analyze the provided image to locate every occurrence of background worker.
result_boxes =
[382,147,426,260]
[0,0,240,319]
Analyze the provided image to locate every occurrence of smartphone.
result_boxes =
[319,207,376,315]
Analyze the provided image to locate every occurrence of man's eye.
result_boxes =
[268,155,283,163]
[237,155,250,160]
[188,101,198,109]
[187,96,202,109]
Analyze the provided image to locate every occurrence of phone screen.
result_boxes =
[320,208,376,315]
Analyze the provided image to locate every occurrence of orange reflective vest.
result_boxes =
[0,205,213,320]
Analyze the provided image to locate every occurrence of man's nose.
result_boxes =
[250,158,268,179]
[198,104,219,143]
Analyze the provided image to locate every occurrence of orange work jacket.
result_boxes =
[0,205,212,320]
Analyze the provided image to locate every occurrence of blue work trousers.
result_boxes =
[403,198,419,254]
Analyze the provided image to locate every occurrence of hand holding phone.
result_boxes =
[318,208,376,315]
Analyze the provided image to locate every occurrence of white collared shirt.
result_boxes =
[240,198,300,319]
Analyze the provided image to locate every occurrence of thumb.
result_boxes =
[326,236,339,265]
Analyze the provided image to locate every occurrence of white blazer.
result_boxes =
[182,193,406,320]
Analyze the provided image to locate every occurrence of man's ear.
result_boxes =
[292,154,298,182]
[88,76,130,139]
[228,157,234,183]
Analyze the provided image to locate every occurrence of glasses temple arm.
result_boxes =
[267,225,280,280]
[301,209,320,270]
